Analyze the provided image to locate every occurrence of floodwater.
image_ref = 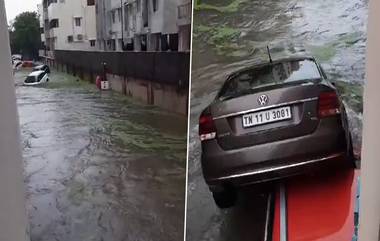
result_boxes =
[15,71,187,241]
[187,0,367,240]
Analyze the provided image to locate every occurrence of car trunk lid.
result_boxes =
[211,83,329,150]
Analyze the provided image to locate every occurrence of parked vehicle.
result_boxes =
[33,64,50,74]
[23,71,49,86]
[199,56,355,208]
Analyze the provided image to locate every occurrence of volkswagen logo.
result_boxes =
[257,94,269,106]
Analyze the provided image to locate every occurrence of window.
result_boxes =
[152,0,158,12]
[25,76,36,83]
[47,0,57,7]
[37,73,45,82]
[117,8,122,22]
[77,34,83,41]
[90,40,96,47]
[218,59,322,100]
[74,17,82,27]
[67,35,73,42]
[87,0,95,6]
[49,19,59,28]
[111,10,115,23]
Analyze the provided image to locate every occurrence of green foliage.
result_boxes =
[194,25,242,55]
[9,12,41,59]
[335,81,363,113]
[194,0,248,13]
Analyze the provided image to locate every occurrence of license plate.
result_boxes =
[242,106,292,128]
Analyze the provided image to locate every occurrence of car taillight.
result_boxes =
[318,91,341,118]
[199,113,216,141]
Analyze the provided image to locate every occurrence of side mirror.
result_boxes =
[331,82,336,87]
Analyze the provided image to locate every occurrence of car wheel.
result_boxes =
[212,188,237,209]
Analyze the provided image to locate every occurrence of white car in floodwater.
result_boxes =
[23,70,49,86]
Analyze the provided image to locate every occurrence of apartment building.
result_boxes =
[96,0,191,52]
[40,0,97,54]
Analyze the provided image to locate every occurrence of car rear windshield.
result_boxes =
[38,73,45,81]
[25,76,36,83]
[218,59,322,100]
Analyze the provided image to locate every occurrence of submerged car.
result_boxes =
[33,64,50,74]
[24,71,49,86]
[199,56,355,208]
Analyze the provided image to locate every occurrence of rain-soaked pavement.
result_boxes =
[187,0,367,240]
[15,71,187,241]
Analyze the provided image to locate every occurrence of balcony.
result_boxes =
[47,2,59,20]
[178,2,191,26]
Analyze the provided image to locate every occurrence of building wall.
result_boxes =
[107,74,188,115]
[52,50,190,115]
[37,4,46,44]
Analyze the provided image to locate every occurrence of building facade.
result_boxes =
[96,0,191,52]
[37,4,45,48]
[177,0,191,51]
[39,0,97,55]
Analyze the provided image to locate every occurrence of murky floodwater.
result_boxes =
[187,0,367,240]
[15,70,187,241]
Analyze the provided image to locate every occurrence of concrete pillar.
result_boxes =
[0,0,29,240]
[134,35,141,51]
[359,0,380,240]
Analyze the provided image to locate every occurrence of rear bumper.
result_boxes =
[206,152,347,191]
[201,118,348,190]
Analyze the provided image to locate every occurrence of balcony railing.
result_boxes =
[178,3,191,20]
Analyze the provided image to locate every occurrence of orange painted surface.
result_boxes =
[272,190,281,241]
[287,168,357,241]
[22,61,34,67]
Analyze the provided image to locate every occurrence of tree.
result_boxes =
[9,12,41,60]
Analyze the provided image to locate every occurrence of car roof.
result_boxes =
[228,55,317,78]
[28,70,45,77]
[34,64,47,68]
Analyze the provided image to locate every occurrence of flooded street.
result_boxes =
[15,71,187,241]
[187,0,367,240]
